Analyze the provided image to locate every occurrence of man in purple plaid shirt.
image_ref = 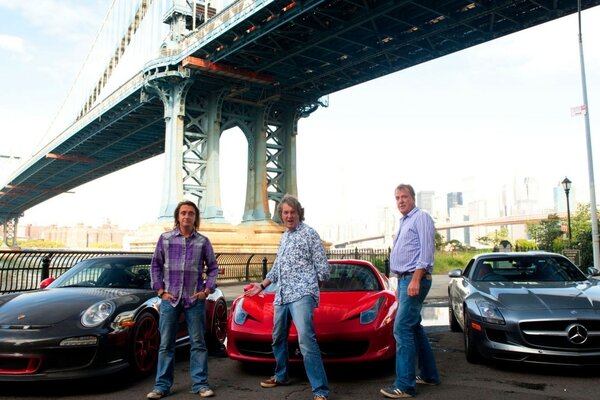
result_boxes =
[148,200,219,399]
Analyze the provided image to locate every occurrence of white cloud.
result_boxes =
[0,1,105,42]
[0,34,25,53]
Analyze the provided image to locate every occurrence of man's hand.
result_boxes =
[244,282,263,297]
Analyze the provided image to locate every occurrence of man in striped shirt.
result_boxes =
[380,184,440,399]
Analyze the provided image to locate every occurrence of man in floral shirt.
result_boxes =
[245,194,330,400]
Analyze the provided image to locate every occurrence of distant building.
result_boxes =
[553,183,576,213]
[18,223,130,249]
[447,192,463,214]
[417,190,435,215]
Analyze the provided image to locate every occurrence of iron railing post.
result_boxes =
[42,256,51,280]
[262,257,268,279]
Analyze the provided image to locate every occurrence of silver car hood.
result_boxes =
[475,280,600,310]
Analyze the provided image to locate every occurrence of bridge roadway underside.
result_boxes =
[2,0,600,247]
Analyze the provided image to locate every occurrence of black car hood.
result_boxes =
[475,281,600,310]
[0,288,146,325]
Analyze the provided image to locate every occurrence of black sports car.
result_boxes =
[0,255,227,381]
[448,251,600,366]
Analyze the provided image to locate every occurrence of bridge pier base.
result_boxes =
[129,220,285,253]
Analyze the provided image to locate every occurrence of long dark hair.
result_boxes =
[173,200,200,230]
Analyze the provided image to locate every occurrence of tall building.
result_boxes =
[417,190,435,215]
[513,176,540,215]
[447,192,463,214]
[553,182,576,213]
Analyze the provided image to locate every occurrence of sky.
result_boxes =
[1,1,600,234]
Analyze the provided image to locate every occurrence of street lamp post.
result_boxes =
[562,177,572,243]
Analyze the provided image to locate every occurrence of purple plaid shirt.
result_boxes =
[150,228,219,308]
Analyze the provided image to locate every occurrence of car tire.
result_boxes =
[129,311,160,375]
[448,301,462,332]
[463,313,482,364]
[207,298,227,351]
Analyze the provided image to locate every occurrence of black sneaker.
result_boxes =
[147,389,169,399]
[380,386,413,398]
[416,376,439,385]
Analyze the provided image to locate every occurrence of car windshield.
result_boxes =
[472,255,587,282]
[50,258,152,289]
[320,263,381,292]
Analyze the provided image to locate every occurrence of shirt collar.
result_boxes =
[288,221,304,233]
[174,227,198,238]
[401,206,419,220]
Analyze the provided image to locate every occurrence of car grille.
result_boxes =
[0,356,41,374]
[519,320,600,350]
[0,347,97,375]
[234,340,369,359]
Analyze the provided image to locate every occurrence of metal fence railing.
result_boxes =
[0,248,390,294]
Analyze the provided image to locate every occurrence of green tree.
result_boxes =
[527,214,562,251]
[477,227,509,248]
[514,239,537,251]
[570,203,598,268]
[446,239,465,253]
[435,232,445,251]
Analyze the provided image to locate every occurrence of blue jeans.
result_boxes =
[154,300,209,394]
[272,295,329,397]
[392,275,439,395]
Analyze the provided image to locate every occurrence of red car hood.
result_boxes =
[239,291,393,325]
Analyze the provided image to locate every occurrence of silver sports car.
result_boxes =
[448,251,600,366]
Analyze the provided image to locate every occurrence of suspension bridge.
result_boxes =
[1,0,598,248]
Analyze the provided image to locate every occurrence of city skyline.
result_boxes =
[1,1,599,236]
[318,176,577,247]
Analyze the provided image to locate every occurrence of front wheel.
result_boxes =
[207,298,227,351]
[129,311,159,375]
[463,314,483,364]
[448,300,461,332]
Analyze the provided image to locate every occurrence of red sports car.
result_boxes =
[226,259,397,363]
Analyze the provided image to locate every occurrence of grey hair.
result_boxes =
[277,194,305,221]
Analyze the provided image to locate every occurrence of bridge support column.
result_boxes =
[1,217,18,248]
[201,91,227,222]
[281,109,299,198]
[242,106,270,223]
[147,77,194,221]
[239,104,303,224]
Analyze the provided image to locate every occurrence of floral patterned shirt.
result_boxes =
[267,222,330,306]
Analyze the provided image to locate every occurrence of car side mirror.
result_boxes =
[40,277,56,289]
[587,267,600,277]
[448,269,463,278]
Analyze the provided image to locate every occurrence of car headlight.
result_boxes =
[360,297,384,325]
[82,301,114,327]
[475,300,505,325]
[233,297,249,326]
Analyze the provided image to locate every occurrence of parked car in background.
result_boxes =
[227,259,398,363]
[0,255,227,381]
[448,251,600,366]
